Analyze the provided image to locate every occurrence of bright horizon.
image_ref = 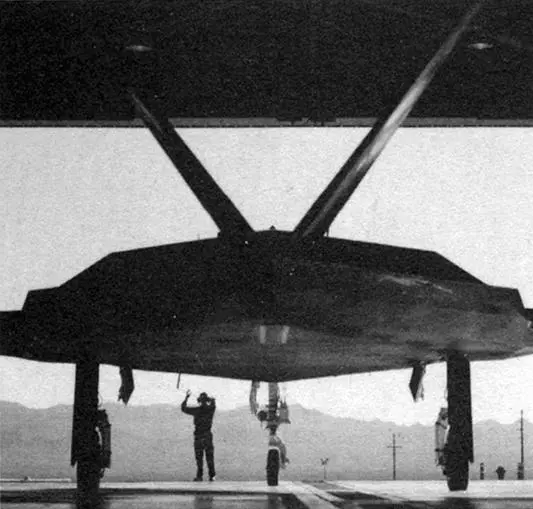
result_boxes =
[1,355,532,427]
[1,127,532,426]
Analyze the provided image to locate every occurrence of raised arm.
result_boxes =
[181,390,195,415]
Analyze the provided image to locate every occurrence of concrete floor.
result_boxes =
[1,480,532,508]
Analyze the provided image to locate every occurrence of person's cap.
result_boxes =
[197,392,210,402]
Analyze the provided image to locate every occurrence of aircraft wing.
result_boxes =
[1,233,531,382]
[1,0,532,127]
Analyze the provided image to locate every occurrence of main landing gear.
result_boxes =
[71,359,112,507]
[444,351,473,491]
[71,359,101,506]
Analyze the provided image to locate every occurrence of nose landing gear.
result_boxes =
[250,379,290,487]
[267,435,281,487]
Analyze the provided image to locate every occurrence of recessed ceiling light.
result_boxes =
[468,42,494,50]
[125,44,153,53]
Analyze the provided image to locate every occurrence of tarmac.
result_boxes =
[1,480,533,508]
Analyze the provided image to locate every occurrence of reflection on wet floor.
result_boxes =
[330,495,529,509]
[2,481,533,509]
[0,493,303,509]
[105,494,299,509]
[3,493,533,509]
[428,502,533,509]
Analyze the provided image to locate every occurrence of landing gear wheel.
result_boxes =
[77,460,101,506]
[446,457,469,491]
[266,449,280,486]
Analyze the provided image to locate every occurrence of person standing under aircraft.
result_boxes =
[181,390,216,481]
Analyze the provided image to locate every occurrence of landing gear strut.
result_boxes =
[250,379,289,486]
[71,359,101,506]
[445,351,473,491]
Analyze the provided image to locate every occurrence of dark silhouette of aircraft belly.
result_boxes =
[1,232,530,382]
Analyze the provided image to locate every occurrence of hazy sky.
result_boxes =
[1,127,532,425]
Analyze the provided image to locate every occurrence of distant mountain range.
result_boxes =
[1,401,530,482]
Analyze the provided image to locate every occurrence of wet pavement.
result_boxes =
[1,480,532,508]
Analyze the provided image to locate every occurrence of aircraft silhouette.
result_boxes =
[1,0,532,502]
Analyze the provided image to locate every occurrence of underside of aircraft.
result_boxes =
[1,0,532,504]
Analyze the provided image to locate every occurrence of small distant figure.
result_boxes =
[495,466,506,480]
[479,462,485,480]
[181,390,216,482]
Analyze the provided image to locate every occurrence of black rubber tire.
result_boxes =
[446,458,469,491]
[266,449,280,486]
[77,460,101,507]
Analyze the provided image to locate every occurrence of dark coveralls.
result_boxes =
[181,398,216,480]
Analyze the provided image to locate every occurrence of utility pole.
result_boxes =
[387,433,402,480]
[518,410,525,480]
